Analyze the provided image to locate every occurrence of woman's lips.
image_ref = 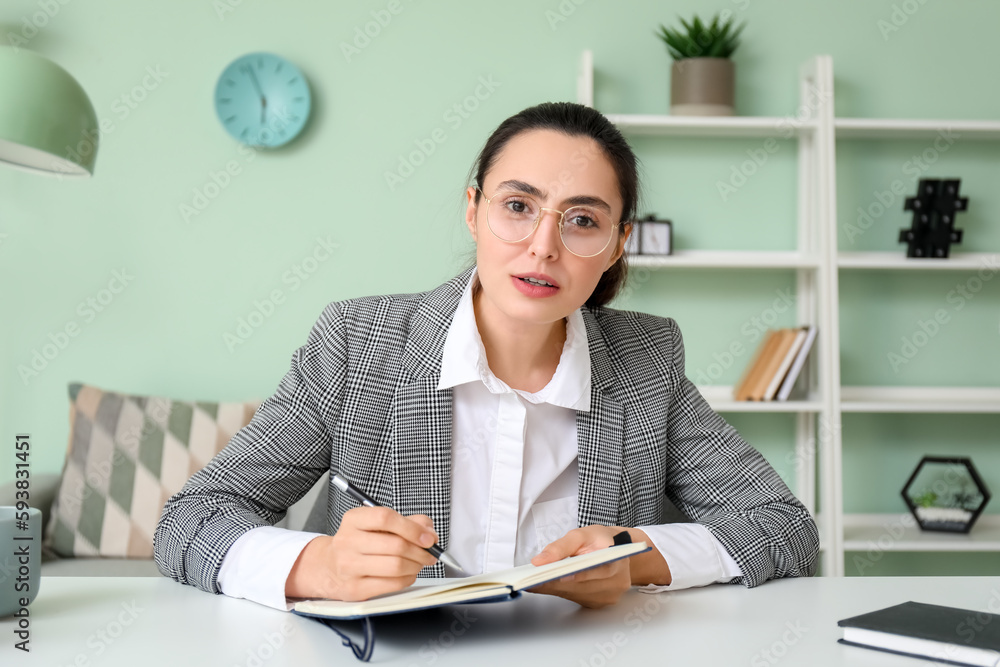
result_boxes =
[511,274,559,297]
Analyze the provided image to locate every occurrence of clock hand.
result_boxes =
[244,65,267,124]
[243,65,264,97]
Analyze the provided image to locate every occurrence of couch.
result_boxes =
[0,471,329,577]
[2,382,330,577]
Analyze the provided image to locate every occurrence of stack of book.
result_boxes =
[733,326,817,401]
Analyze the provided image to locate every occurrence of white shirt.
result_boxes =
[218,272,742,610]
[437,274,590,574]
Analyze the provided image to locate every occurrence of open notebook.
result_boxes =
[292,541,650,620]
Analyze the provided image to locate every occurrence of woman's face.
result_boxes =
[465,129,629,331]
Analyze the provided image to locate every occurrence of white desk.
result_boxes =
[3,575,999,665]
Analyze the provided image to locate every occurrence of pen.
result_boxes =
[332,473,469,575]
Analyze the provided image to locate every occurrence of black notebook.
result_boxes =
[838,601,1000,666]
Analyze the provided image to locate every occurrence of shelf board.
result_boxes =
[630,250,820,269]
[839,251,1000,270]
[697,385,823,413]
[609,115,1000,140]
[835,117,1000,140]
[841,386,1000,413]
[843,513,1000,552]
[606,114,816,138]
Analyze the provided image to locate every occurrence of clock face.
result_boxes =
[214,52,311,148]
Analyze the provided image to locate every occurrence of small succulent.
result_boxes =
[912,491,938,508]
[656,13,745,60]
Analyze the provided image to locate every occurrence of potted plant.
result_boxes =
[657,13,745,116]
[902,456,992,534]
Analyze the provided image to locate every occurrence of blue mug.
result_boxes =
[0,506,42,618]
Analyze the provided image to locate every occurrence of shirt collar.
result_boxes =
[437,268,591,411]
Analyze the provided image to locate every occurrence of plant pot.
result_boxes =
[670,57,734,116]
[913,506,975,533]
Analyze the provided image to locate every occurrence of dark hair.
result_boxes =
[467,102,641,308]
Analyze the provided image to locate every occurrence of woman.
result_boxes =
[154,102,819,611]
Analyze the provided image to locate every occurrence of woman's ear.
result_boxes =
[465,187,479,241]
[605,222,632,269]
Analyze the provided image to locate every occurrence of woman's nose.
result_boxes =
[527,209,562,258]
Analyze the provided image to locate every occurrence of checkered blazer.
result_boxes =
[154,266,819,594]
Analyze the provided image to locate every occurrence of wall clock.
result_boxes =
[214,52,311,148]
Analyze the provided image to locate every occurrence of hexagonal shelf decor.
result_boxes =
[902,456,991,534]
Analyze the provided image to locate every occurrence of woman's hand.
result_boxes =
[527,525,671,609]
[284,506,439,601]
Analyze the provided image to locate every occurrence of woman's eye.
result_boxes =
[503,198,535,216]
[567,210,599,228]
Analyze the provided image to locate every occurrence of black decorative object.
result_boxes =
[898,178,967,258]
[626,214,673,255]
[901,456,991,534]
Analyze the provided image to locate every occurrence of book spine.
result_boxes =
[776,326,818,401]
[763,328,807,401]
[734,330,778,401]
[751,329,794,401]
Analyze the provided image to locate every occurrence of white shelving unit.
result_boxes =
[605,114,816,138]
[577,50,1000,577]
[630,250,820,270]
[833,111,1000,572]
[697,385,824,414]
[843,514,1000,552]
[834,118,1000,140]
[838,251,1000,270]
[841,387,1000,414]
[578,51,840,574]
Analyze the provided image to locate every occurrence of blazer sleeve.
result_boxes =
[153,301,347,594]
[661,318,820,587]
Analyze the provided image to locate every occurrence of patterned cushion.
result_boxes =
[44,382,260,559]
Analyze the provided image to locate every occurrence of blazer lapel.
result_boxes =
[576,308,626,528]
[390,268,471,557]
[392,377,454,555]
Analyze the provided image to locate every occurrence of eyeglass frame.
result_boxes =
[474,186,625,258]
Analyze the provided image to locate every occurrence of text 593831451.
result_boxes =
[10,433,33,652]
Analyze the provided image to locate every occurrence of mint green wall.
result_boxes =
[1,1,997,575]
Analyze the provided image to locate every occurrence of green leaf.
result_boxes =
[655,11,746,60]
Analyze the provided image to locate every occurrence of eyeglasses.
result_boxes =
[477,187,620,258]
